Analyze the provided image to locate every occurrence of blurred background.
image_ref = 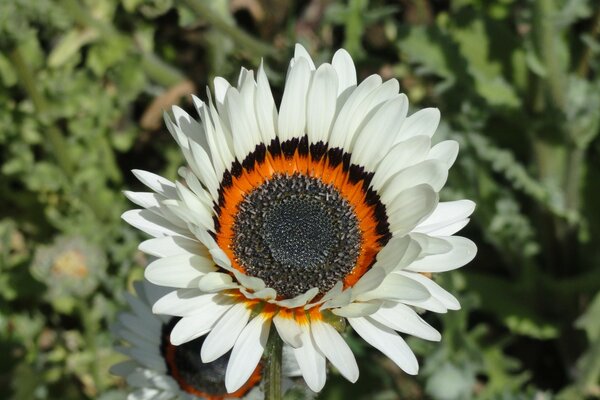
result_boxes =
[1,0,599,399]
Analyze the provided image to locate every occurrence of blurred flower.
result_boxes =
[123,44,476,392]
[31,236,106,302]
[111,281,300,400]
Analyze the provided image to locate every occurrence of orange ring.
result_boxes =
[214,137,389,296]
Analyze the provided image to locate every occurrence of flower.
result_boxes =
[123,44,477,393]
[31,235,106,305]
[111,280,300,400]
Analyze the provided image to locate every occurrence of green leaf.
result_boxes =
[48,28,99,67]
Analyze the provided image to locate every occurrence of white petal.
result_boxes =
[152,290,226,317]
[332,301,381,317]
[396,108,440,142]
[123,191,162,209]
[124,292,159,330]
[396,271,461,311]
[240,287,277,301]
[371,302,441,341]
[177,166,214,209]
[225,87,259,162]
[380,159,448,205]
[109,360,137,376]
[198,272,238,292]
[414,200,475,236]
[386,185,438,236]
[170,301,233,345]
[145,254,216,288]
[293,325,327,392]
[201,302,252,362]
[344,79,400,153]
[174,182,215,230]
[273,313,303,348]
[328,74,382,149]
[306,63,338,145]
[369,135,432,191]
[131,169,177,198]
[331,48,357,95]
[214,76,231,109]
[189,225,220,251]
[117,346,165,372]
[311,320,359,382]
[115,325,157,349]
[294,43,316,70]
[316,281,344,305]
[195,94,234,179]
[209,246,235,269]
[117,313,161,344]
[185,141,220,202]
[428,140,459,169]
[255,62,278,143]
[356,273,430,302]
[403,296,448,313]
[122,209,189,238]
[406,236,477,272]
[225,314,271,393]
[374,235,421,273]
[278,57,311,142]
[351,267,386,296]
[348,317,418,375]
[410,232,453,256]
[275,287,320,308]
[351,94,409,170]
[129,388,161,400]
[138,236,204,258]
[172,105,208,151]
[319,288,352,310]
[426,219,471,237]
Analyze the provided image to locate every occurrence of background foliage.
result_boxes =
[1,0,599,399]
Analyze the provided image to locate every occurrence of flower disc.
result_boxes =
[232,173,362,298]
[214,137,391,299]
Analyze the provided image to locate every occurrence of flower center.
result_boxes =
[232,173,362,298]
[162,319,260,398]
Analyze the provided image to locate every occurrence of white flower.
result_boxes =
[123,43,477,393]
[111,280,300,399]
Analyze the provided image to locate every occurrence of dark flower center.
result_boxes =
[232,173,362,298]
[162,319,260,398]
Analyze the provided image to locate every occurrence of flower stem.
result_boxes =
[78,303,100,395]
[265,329,283,400]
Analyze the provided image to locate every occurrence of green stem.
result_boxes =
[78,303,100,394]
[141,52,187,87]
[181,0,276,58]
[265,329,283,400]
[533,0,566,111]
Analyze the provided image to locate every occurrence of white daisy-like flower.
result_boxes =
[111,280,300,400]
[123,43,477,393]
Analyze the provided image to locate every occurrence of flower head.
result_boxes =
[111,280,300,399]
[31,235,106,301]
[123,44,477,392]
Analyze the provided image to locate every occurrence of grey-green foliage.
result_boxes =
[1,0,599,399]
